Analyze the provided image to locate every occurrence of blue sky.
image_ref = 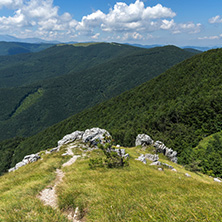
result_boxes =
[0,0,222,46]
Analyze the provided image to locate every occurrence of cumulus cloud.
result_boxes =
[0,0,77,40]
[0,0,203,41]
[77,0,176,33]
[91,33,100,39]
[209,15,222,24]
[198,34,222,40]
[0,0,23,9]
[172,22,202,34]
[122,32,144,41]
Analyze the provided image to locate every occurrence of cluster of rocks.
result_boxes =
[136,153,159,164]
[135,134,177,163]
[136,153,175,171]
[154,141,177,163]
[8,154,40,172]
[8,128,113,173]
[58,127,111,148]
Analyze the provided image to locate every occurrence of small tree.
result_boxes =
[89,136,129,169]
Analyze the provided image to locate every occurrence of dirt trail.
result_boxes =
[38,145,81,221]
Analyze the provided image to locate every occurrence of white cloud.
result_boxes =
[172,22,201,34]
[0,0,78,40]
[91,33,100,39]
[0,0,22,9]
[198,34,222,40]
[160,19,175,30]
[77,0,176,33]
[0,0,203,42]
[209,15,222,24]
[122,32,144,41]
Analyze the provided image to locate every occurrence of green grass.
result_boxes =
[0,144,221,221]
[0,148,70,222]
[12,88,44,117]
[58,147,222,221]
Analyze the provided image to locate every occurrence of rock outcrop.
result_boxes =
[8,127,112,173]
[214,178,221,183]
[154,141,177,163]
[82,127,111,145]
[145,154,159,162]
[58,131,84,147]
[8,154,40,172]
[135,134,177,163]
[135,134,154,146]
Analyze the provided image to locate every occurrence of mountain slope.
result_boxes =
[0,142,221,221]
[0,45,195,142]
[5,48,222,176]
[193,131,222,177]
[0,43,143,88]
[0,41,53,56]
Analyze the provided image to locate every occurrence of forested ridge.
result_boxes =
[1,48,221,176]
[0,44,194,142]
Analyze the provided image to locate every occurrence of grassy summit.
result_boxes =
[0,143,221,221]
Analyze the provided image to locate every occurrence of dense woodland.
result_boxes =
[0,44,221,178]
[0,44,195,141]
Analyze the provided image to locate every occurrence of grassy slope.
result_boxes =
[59,146,222,221]
[0,45,194,143]
[0,148,70,222]
[0,144,221,221]
[7,48,222,176]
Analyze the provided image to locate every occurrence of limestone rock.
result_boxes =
[214,178,221,183]
[58,131,84,147]
[185,173,191,177]
[161,162,174,169]
[136,154,147,164]
[8,153,40,172]
[154,141,177,163]
[50,147,60,153]
[145,154,159,162]
[135,134,154,146]
[150,161,161,166]
[82,127,111,145]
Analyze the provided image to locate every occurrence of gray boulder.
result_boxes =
[154,141,177,163]
[58,130,84,147]
[50,147,60,153]
[136,154,147,164]
[161,162,174,169]
[150,161,161,166]
[145,154,159,162]
[135,134,154,146]
[8,153,40,172]
[23,154,40,163]
[185,173,191,177]
[214,178,221,183]
[82,127,111,145]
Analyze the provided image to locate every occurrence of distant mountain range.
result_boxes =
[0,34,60,44]
[0,43,195,146]
[0,34,220,52]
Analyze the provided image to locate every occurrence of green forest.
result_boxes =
[0,47,220,177]
[0,44,195,141]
